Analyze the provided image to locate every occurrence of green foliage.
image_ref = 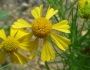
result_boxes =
[0,11,10,21]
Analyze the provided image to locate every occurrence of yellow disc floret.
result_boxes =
[32,18,52,38]
[2,36,19,53]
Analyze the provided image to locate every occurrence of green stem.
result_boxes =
[79,19,87,36]
[78,28,90,44]
[45,62,50,70]
[0,63,12,69]
[54,15,59,22]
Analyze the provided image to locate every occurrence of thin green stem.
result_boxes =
[54,15,59,22]
[45,61,50,70]
[78,28,90,44]
[79,19,87,36]
[0,63,12,69]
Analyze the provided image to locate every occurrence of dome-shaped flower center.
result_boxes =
[2,36,19,53]
[32,18,52,38]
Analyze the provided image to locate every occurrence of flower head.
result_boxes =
[0,28,31,65]
[12,5,71,62]
[32,17,52,38]
[79,0,90,19]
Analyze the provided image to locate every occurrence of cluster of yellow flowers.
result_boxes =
[0,5,71,65]
[78,0,90,19]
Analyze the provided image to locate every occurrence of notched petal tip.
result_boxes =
[31,5,43,19]
[15,51,29,65]
[52,20,70,33]
[50,33,71,51]
[45,6,58,19]
[41,40,55,62]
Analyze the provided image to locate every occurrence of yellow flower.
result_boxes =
[0,28,31,65]
[79,0,90,19]
[12,5,71,62]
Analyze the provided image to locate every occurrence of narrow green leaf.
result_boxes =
[0,11,10,21]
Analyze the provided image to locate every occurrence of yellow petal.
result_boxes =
[19,45,31,52]
[0,29,7,40]
[19,40,32,52]
[31,5,43,18]
[18,32,33,42]
[30,52,36,59]
[12,18,31,28]
[15,51,29,65]
[0,51,6,64]
[10,53,19,63]
[15,30,29,40]
[30,38,39,59]
[18,33,33,52]
[45,6,58,19]
[50,33,71,51]
[41,39,55,62]
[10,28,30,40]
[52,20,70,33]
[10,27,18,37]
